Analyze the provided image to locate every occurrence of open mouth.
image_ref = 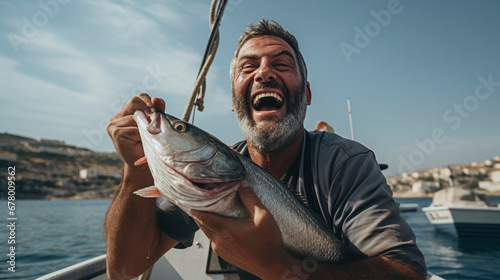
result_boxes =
[192,181,234,192]
[252,92,284,111]
[133,110,162,135]
[177,168,240,194]
[146,112,162,135]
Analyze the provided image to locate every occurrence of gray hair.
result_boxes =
[229,19,308,83]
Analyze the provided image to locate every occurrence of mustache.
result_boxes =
[246,80,288,99]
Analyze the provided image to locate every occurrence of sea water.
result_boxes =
[0,200,109,279]
[1,198,499,279]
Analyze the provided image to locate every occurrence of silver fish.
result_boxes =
[133,110,345,263]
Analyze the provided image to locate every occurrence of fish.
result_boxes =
[132,110,346,263]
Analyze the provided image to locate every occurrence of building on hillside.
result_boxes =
[37,146,64,154]
[412,181,440,193]
[80,169,122,179]
[37,138,65,145]
[478,170,500,192]
[479,181,500,192]
[490,170,500,183]
[462,166,488,176]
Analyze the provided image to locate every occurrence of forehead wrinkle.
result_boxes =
[271,49,296,62]
[238,49,296,64]
[239,54,259,61]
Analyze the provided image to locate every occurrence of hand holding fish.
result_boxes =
[105,94,180,279]
[191,185,291,279]
[106,93,165,169]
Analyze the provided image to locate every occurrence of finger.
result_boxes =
[114,93,157,119]
[152,97,166,112]
[191,210,230,239]
[113,95,151,119]
[107,115,139,139]
[136,92,154,107]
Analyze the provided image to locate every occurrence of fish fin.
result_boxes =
[134,156,148,166]
[133,186,161,198]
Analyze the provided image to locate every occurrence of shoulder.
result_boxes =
[308,131,375,175]
[309,131,370,155]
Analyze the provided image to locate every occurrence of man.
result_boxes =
[105,19,427,279]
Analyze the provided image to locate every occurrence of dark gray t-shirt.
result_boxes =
[156,131,427,275]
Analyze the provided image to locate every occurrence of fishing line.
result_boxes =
[182,0,228,123]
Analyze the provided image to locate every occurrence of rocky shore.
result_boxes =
[0,133,120,200]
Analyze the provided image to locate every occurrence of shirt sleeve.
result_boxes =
[156,197,199,249]
[328,151,427,275]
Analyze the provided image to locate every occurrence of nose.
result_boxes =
[254,58,276,83]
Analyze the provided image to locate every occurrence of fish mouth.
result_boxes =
[134,110,162,135]
[166,161,240,196]
[251,91,284,111]
[191,180,239,194]
[174,152,241,194]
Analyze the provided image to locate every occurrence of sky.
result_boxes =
[1,0,499,177]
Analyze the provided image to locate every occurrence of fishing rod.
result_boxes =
[198,0,227,76]
[182,0,228,123]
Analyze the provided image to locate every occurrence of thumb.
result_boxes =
[191,210,230,238]
[152,97,166,112]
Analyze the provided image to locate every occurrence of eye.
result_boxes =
[173,122,187,132]
[274,60,291,70]
[240,64,257,73]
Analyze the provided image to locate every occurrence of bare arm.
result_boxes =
[192,186,426,280]
[104,93,178,279]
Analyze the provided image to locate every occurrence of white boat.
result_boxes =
[422,187,500,238]
[36,231,445,280]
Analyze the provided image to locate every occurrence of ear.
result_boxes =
[306,82,312,105]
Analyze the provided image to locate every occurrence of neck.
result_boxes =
[247,129,304,179]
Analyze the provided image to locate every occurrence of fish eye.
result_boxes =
[173,122,187,132]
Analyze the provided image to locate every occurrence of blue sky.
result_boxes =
[1,0,499,176]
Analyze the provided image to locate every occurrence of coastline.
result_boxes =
[393,190,500,199]
[393,192,433,199]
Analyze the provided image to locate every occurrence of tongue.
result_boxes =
[147,114,162,134]
[258,104,278,111]
[254,96,282,111]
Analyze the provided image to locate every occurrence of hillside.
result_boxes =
[0,133,122,200]
[387,156,500,197]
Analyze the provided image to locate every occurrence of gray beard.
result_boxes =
[233,82,307,153]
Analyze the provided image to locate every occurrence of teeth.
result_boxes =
[252,92,283,106]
